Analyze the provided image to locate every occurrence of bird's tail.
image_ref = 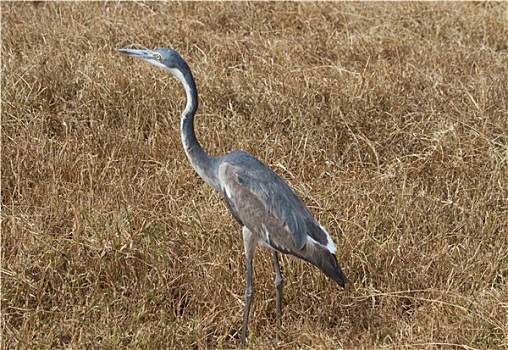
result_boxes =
[300,242,347,288]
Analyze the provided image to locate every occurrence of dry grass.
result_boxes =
[2,2,508,349]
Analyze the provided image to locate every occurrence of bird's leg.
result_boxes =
[241,227,256,349]
[241,254,254,348]
[272,250,284,343]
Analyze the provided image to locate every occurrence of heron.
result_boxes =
[117,47,347,347]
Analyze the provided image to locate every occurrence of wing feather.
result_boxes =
[219,151,323,250]
[218,151,345,287]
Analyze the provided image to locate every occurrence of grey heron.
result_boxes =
[117,48,347,347]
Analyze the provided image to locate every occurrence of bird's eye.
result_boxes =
[153,53,162,61]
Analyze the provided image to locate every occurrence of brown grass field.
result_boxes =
[2,2,508,349]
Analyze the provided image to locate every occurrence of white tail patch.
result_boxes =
[319,224,337,254]
[306,224,337,254]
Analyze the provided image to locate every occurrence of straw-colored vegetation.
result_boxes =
[2,2,507,349]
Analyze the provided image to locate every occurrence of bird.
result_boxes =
[117,47,347,347]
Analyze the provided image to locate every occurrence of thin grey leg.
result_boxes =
[241,227,256,349]
[272,250,284,343]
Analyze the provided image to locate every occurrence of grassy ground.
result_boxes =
[2,2,507,349]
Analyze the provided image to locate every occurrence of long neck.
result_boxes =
[172,67,221,192]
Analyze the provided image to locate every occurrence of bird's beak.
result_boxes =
[116,48,154,60]
[116,48,166,69]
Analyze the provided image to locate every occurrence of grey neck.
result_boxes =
[177,68,221,192]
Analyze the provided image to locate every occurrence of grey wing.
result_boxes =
[218,152,346,287]
[218,153,311,250]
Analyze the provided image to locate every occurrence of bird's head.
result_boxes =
[116,48,189,77]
